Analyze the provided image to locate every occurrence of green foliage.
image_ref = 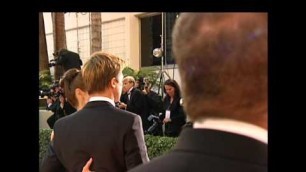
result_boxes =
[39,70,53,89]
[39,129,177,162]
[39,129,52,163]
[136,68,159,85]
[122,67,137,78]
[145,135,178,159]
[122,66,158,86]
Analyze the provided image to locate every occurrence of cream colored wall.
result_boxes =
[101,13,143,70]
[126,13,140,70]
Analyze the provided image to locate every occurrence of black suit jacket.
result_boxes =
[123,88,150,131]
[130,127,267,172]
[41,143,66,172]
[125,88,147,116]
[50,101,149,172]
[161,96,186,137]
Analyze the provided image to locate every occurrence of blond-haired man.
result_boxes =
[51,52,149,171]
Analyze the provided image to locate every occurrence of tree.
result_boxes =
[52,12,67,80]
[39,13,50,73]
[90,12,102,54]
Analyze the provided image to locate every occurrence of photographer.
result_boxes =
[51,49,83,72]
[46,94,64,129]
[145,113,163,136]
[142,82,163,136]
[135,77,145,90]
[46,84,76,129]
[142,82,163,115]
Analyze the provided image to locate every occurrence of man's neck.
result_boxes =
[89,90,114,100]
[88,90,115,107]
[193,118,267,144]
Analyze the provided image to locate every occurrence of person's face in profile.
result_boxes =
[123,79,133,93]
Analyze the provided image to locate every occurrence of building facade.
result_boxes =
[43,12,181,85]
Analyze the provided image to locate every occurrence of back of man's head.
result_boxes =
[172,13,267,128]
[82,51,124,95]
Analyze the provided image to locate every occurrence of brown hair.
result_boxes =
[82,51,124,94]
[172,13,267,123]
[59,68,85,108]
[163,79,181,100]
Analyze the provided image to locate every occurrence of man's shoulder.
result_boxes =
[129,154,173,172]
[115,107,139,119]
[86,103,139,119]
[132,88,142,94]
[53,113,74,131]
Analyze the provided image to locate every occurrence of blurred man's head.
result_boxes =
[172,13,267,128]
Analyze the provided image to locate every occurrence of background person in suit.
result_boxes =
[119,76,150,131]
[51,52,149,171]
[129,12,268,172]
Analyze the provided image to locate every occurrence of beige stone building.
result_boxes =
[43,12,181,85]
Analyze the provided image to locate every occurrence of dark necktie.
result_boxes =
[126,92,131,104]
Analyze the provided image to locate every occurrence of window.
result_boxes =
[140,13,179,67]
[66,26,90,63]
[164,13,179,65]
[101,19,126,61]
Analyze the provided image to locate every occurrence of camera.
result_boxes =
[48,59,58,68]
[39,82,62,98]
[145,113,163,136]
[39,88,60,98]
[39,88,52,98]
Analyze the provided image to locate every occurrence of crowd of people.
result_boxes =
[41,12,267,172]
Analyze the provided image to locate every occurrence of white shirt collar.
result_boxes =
[193,118,267,144]
[89,96,115,107]
[127,87,133,94]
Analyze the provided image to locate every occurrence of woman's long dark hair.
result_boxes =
[163,79,181,100]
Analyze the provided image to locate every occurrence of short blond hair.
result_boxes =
[82,51,124,94]
[123,76,135,86]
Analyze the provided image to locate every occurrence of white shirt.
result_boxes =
[89,96,115,107]
[127,87,133,100]
[193,118,267,144]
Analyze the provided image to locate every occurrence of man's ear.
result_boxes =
[111,77,117,88]
[75,88,82,97]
